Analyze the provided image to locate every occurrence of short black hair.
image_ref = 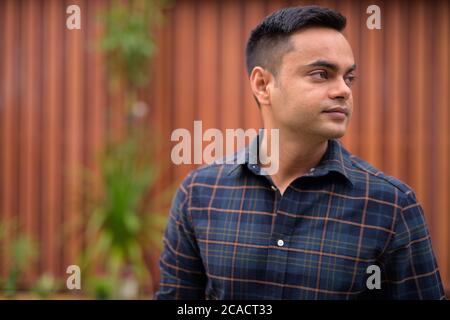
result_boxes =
[245,6,347,77]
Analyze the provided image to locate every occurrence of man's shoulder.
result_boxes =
[342,147,416,199]
[180,161,241,187]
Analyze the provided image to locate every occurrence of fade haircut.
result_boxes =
[245,6,347,77]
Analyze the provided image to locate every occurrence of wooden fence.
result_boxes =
[0,0,449,295]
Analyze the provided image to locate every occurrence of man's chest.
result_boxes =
[189,183,396,298]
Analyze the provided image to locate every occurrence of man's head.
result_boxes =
[246,6,356,141]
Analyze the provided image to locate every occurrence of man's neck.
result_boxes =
[259,129,328,195]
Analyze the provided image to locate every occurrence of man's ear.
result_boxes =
[249,67,273,106]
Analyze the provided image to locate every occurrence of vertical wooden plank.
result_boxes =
[435,0,450,291]
[409,0,429,221]
[173,0,196,182]
[146,7,169,292]
[266,0,289,17]
[0,0,5,278]
[164,8,176,187]
[64,0,84,273]
[197,0,219,132]
[151,7,174,212]
[383,0,404,179]
[399,0,412,185]
[0,0,3,180]
[88,0,107,207]
[291,0,316,7]
[359,0,383,169]
[220,0,242,153]
[152,10,172,162]
[0,0,17,278]
[80,0,102,270]
[41,0,63,276]
[21,0,40,283]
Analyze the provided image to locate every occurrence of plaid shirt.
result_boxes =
[155,137,445,300]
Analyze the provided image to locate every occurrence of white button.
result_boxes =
[277,239,284,247]
[271,185,277,191]
[310,168,315,172]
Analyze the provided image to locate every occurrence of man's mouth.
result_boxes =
[322,106,349,115]
[322,106,349,121]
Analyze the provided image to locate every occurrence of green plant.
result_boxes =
[82,135,166,298]
[0,219,38,297]
[31,273,60,299]
[99,0,170,91]
[80,0,173,299]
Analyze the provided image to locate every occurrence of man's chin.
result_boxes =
[322,128,347,140]
[289,125,347,141]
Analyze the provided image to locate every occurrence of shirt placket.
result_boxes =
[263,168,318,299]
[265,184,296,299]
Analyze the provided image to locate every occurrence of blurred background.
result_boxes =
[0,0,449,299]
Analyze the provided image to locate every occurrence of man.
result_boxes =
[155,6,445,299]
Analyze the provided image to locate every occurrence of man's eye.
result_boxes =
[310,70,328,80]
[345,75,357,86]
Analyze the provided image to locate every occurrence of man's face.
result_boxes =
[268,27,356,140]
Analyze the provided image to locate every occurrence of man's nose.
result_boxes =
[328,77,352,100]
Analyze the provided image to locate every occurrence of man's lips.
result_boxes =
[322,107,349,115]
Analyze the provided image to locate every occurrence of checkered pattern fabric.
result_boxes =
[156,138,445,300]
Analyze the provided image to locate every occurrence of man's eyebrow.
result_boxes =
[305,60,357,73]
[347,64,357,73]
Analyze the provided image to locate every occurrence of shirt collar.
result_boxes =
[313,139,356,187]
[225,133,355,187]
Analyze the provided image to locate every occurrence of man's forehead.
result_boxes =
[285,27,355,67]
